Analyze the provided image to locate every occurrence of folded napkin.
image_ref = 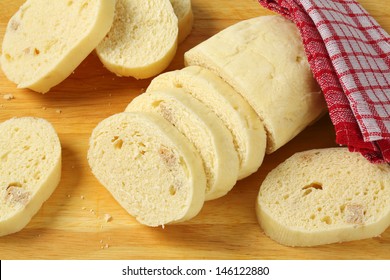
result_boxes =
[258,0,390,163]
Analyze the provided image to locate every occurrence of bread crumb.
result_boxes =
[3,94,14,100]
[80,195,85,200]
[6,186,31,206]
[105,244,109,249]
[104,213,112,222]
[345,204,365,224]
[100,240,103,244]
[81,207,86,210]
[55,109,62,114]
[42,107,46,110]
[67,194,71,198]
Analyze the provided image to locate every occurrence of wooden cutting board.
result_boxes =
[0,0,389,260]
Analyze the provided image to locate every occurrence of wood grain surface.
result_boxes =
[0,0,389,260]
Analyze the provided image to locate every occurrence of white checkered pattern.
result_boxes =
[258,0,390,163]
[302,0,390,141]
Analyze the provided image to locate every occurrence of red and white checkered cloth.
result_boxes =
[258,0,390,163]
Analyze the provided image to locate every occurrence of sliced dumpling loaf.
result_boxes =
[96,0,178,79]
[126,89,239,201]
[170,0,194,43]
[184,15,327,153]
[256,148,390,247]
[0,117,61,236]
[147,66,266,179]
[88,112,206,226]
[0,0,115,93]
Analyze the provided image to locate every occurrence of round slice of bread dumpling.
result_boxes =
[126,89,239,201]
[95,0,178,79]
[256,148,390,247]
[169,0,194,43]
[87,112,206,227]
[147,65,267,180]
[0,0,116,93]
[0,117,61,236]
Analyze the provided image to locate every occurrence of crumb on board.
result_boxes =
[80,195,85,200]
[55,109,62,114]
[99,237,111,249]
[104,213,112,222]
[3,93,14,100]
